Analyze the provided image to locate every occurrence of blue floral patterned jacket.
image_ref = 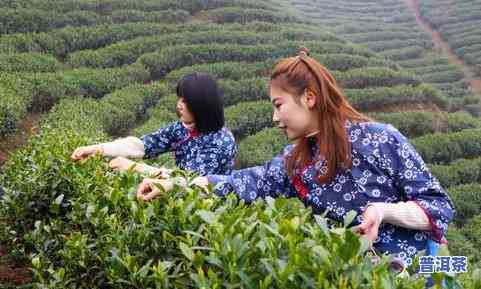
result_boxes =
[141,121,237,175]
[207,121,455,266]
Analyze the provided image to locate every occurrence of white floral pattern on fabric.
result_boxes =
[141,121,237,175]
[207,121,455,266]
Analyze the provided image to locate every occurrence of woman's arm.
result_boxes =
[368,201,431,230]
[357,200,431,246]
[71,136,145,161]
[109,156,171,177]
[136,152,296,203]
[71,122,181,162]
[206,155,296,202]
[100,136,145,158]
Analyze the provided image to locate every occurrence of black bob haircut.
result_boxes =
[176,72,225,133]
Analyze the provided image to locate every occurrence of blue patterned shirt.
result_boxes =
[141,121,237,175]
[207,121,455,266]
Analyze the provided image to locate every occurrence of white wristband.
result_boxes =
[100,137,145,158]
[370,201,431,231]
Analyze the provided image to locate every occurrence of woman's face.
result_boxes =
[270,85,319,141]
[176,97,195,125]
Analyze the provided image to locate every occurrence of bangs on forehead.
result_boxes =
[269,75,304,103]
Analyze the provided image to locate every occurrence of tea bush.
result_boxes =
[205,7,301,24]
[430,158,481,188]
[220,78,268,106]
[0,73,34,136]
[225,100,273,139]
[0,52,61,73]
[237,128,288,168]
[335,68,420,89]
[370,111,481,138]
[67,29,340,68]
[1,81,167,249]
[138,41,373,78]
[0,22,212,56]
[2,1,481,287]
[0,129,473,288]
[134,105,178,136]
[412,128,481,164]
[345,84,447,111]
[445,184,481,226]
[164,61,272,84]
[0,8,107,34]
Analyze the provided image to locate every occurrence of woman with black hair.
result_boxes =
[71,72,237,177]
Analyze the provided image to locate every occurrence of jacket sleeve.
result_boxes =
[140,121,182,159]
[381,124,456,243]
[206,151,296,203]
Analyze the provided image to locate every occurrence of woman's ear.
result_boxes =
[304,89,317,109]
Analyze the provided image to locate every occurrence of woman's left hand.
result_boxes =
[356,204,383,246]
[136,178,170,202]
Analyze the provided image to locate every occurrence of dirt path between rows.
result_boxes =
[0,112,41,167]
[403,0,481,99]
[0,245,32,287]
[0,115,39,286]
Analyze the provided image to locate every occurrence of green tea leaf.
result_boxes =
[54,194,64,205]
[343,210,357,227]
[196,210,216,225]
[180,242,194,261]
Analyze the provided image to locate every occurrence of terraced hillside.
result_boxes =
[418,0,481,76]
[1,0,480,288]
[291,0,481,117]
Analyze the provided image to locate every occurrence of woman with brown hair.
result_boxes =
[136,48,455,273]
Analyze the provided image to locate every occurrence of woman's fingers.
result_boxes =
[71,146,96,161]
[356,212,380,246]
[137,179,162,201]
[142,189,160,202]
[71,147,84,161]
[109,157,123,170]
[137,179,153,200]
[109,157,135,172]
[356,218,372,234]
[109,158,118,170]
[154,168,169,179]
[159,167,171,178]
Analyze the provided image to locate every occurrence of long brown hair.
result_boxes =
[270,47,370,184]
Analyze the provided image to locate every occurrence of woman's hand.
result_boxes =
[155,167,171,178]
[137,178,173,202]
[136,176,208,202]
[136,178,163,202]
[109,156,135,172]
[71,145,102,161]
[356,204,383,246]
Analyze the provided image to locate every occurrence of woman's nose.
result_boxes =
[272,110,279,123]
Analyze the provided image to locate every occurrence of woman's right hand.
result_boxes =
[71,145,102,161]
